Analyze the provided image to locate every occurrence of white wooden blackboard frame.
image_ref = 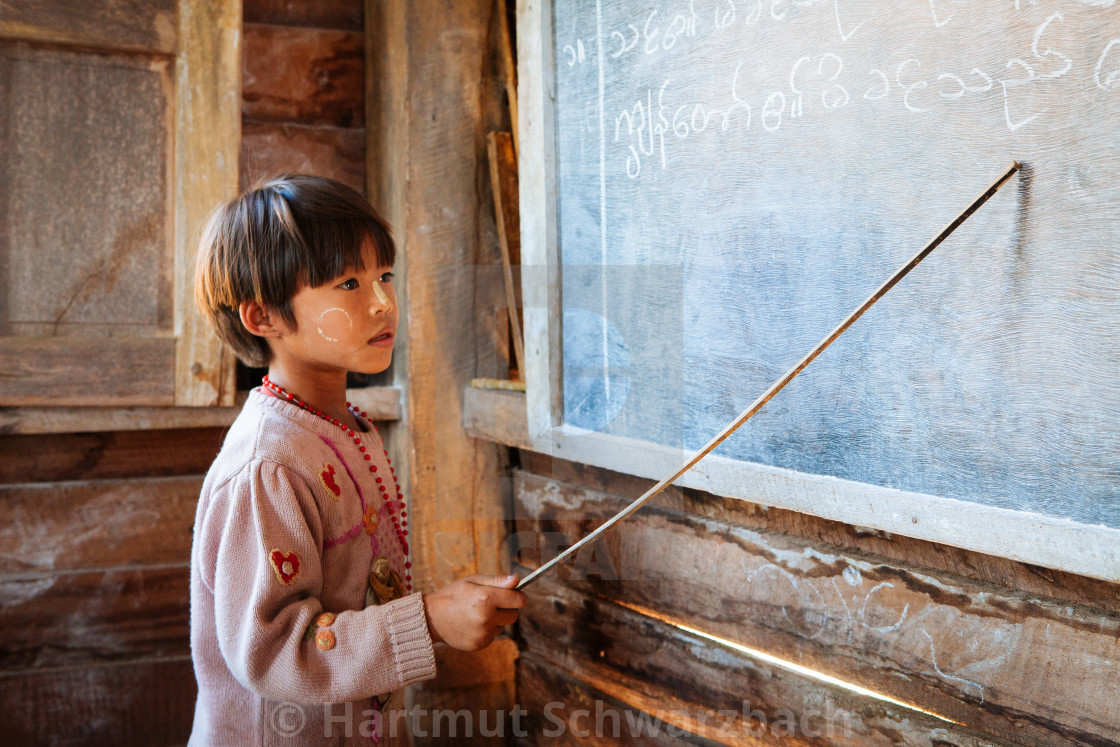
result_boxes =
[516,0,1120,583]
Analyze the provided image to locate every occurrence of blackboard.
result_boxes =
[546,0,1120,530]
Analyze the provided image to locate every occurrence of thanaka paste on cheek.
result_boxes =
[372,281,391,309]
[316,307,353,343]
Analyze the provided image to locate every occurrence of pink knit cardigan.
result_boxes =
[189,390,436,746]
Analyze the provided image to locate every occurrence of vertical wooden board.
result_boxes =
[0,657,196,746]
[488,131,526,377]
[175,0,241,406]
[391,0,509,587]
[0,477,200,574]
[241,121,365,193]
[496,0,519,157]
[404,638,520,741]
[425,638,519,690]
[0,46,173,336]
[0,566,190,669]
[511,471,1120,745]
[0,0,177,54]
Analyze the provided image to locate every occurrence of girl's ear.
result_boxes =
[239,300,284,338]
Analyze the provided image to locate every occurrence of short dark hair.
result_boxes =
[195,175,395,366]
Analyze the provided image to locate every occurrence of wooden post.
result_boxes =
[174,0,241,406]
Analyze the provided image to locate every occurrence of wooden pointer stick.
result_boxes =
[517,161,1022,590]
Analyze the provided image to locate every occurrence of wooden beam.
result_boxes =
[0,0,177,55]
[519,595,997,746]
[517,652,717,745]
[0,337,175,407]
[0,477,199,574]
[463,386,530,449]
[0,428,223,484]
[244,0,363,32]
[0,386,401,434]
[174,0,241,406]
[0,567,189,670]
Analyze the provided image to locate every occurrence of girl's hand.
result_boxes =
[422,574,527,651]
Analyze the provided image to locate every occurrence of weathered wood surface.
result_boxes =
[518,585,1002,746]
[175,0,240,407]
[0,46,174,337]
[0,337,176,407]
[0,477,199,575]
[519,451,1120,617]
[512,468,1120,746]
[464,387,530,450]
[368,0,508,593]
[0,0,177,54]
[496,0,519,157]
[0,656,195,747]
[245,0,362,31]
[364,2,517,738]
[241,121,365,192]
[0,427,223,484]
[243,24,364,128]
[0,566,190,669]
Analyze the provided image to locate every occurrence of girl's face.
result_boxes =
[278,239,399,376]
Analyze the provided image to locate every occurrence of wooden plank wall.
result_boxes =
[511,452,1120,746]
[0,1,375,743]
[240,0,365,192]
[0,429,223,745]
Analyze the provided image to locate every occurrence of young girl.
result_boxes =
[190,175,525,745]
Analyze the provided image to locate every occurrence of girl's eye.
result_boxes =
[380,272,394,283]
[339,278,359,290]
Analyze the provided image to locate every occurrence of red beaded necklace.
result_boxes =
[261,375,412,592]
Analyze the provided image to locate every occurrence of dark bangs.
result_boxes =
[264,175,396,290]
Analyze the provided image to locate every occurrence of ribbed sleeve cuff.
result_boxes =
[388,592,437,685]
